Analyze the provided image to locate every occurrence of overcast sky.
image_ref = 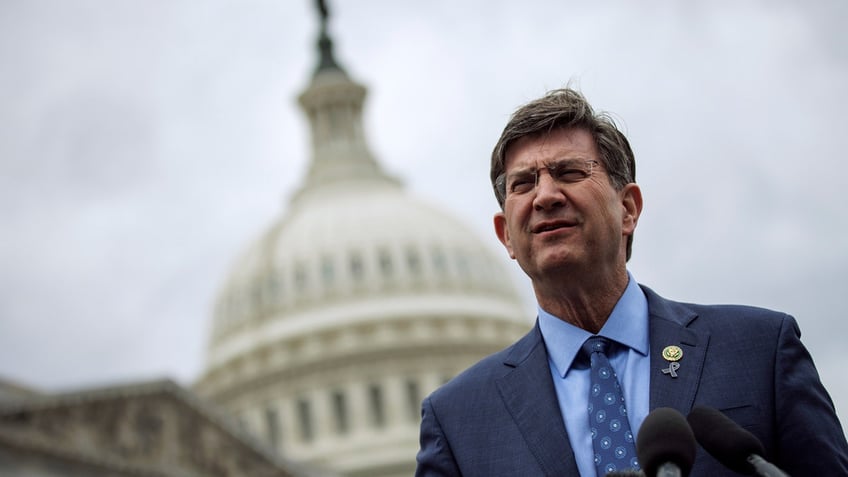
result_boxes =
[1,0,846,428]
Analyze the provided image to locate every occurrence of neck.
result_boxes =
[533,267,629,334]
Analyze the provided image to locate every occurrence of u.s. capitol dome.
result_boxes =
[194,10,529,477]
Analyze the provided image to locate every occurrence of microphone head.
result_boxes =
[636,407,696,477]
[686,406,765,475]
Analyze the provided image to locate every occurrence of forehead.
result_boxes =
[504,127,598,171]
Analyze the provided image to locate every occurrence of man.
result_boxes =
[415,88,848,476]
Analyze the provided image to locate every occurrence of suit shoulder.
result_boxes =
[689,302,789,321]
[642,285,793,331]
[428,326,541,404]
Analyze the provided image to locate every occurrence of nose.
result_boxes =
[532,171,566,210]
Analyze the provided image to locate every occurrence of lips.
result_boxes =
[532,220,575,233]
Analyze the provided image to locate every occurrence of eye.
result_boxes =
[507,173,536,194]
[551,163,589,182]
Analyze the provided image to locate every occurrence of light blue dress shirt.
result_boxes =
[538,272,650,477]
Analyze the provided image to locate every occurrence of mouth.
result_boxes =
[532,220,575,234]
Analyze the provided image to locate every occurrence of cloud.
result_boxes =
[0,1,845,432]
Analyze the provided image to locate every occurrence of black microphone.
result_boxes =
[686,406,789,477]
[636,407,696,477]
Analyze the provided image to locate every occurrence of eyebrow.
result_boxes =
[506,157,589,176]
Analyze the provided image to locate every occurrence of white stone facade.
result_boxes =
[0,380,326,477]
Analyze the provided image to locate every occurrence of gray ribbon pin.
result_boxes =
[662,361,680,378]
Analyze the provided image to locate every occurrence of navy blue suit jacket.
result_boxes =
[416,286,848,476]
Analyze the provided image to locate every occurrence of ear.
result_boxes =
[620,183,643,236]
[493,212,516,259]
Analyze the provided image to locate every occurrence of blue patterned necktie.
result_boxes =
[582,336,639,476]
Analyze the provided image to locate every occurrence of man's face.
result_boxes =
[493,127,641,284]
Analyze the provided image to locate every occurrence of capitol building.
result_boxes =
[0,5,530,477]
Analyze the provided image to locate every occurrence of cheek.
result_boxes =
[504,212,530,259]
[590,189,625,226]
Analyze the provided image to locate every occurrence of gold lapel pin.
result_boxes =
[662,345,683,362]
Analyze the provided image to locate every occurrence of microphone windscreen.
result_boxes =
[636,407,696,477]
[686,405,765,475]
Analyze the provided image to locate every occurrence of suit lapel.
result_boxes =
[496,324,578,476]
[644,287,710,414]
[492,289,710,475]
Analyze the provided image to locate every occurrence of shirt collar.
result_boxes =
[538,272,649,378]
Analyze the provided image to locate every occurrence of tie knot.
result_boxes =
[582,336,611,358]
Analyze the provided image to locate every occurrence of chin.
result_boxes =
[531,257,581,279]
